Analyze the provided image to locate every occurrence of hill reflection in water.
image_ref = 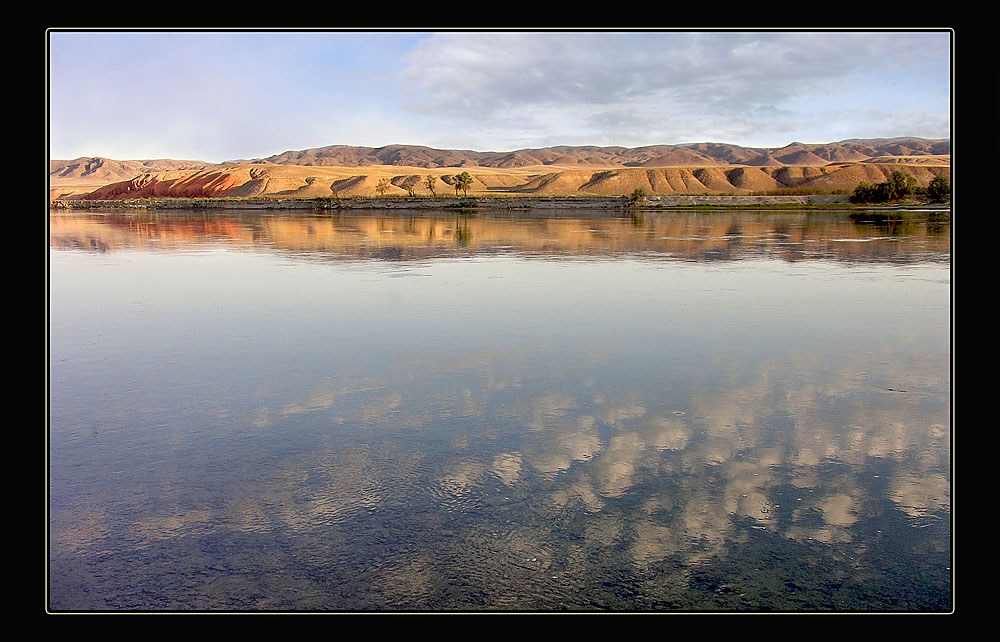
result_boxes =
[48,209,951,611]
[49,209,951,264]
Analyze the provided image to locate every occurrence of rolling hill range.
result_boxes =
[50,137,951,200]
[235,137,950,169]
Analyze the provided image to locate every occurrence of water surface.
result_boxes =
[48,209,952,611]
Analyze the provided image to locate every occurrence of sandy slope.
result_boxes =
[60,161,950,200]
[49,157,215,199]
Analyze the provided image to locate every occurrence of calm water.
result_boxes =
[48,209,952,611]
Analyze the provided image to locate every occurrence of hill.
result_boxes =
[50,137,951,200]
[49,157,215,199]
[233,137,949,169]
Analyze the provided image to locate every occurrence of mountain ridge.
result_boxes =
[52,137,951,174]
[228,137,950,169]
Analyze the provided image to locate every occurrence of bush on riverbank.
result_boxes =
[926,175,951,202]
[850,170,922,204]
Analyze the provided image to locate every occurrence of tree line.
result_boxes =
[373,172,474,197]
[851,170,950,204]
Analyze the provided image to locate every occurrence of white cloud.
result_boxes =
[398,31,951,149]
[49,30,951,160]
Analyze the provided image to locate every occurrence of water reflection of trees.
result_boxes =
[849,212,916,236]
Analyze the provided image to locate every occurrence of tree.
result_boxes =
[424,174,437,196]
[375,177,391,197]
[851,181,875,203]
[927,175,950,201]
[850,170,918,203]
[401,176,419,197]
[453,171,473,197]
[886,170,914,201]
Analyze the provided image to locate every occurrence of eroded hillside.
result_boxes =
[66,162,950,200]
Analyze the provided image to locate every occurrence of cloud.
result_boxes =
[48,30,951,160]
[401,32,949,112]
[398,31,951,148]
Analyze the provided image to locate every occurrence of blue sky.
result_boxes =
[48,30,952,163]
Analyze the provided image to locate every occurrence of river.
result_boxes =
[47,209,952,611]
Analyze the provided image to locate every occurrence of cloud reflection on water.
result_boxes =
[48,210,950,609]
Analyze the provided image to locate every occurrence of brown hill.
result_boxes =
[237,137,948,169]
[862,155,950,166]
[50,137,951,200]
[50,157,213,181]
[253,144,483,169]
[766,166,833,187]
[72,162,950,200]
[725,167,784,192]
[770,150,832,166]
[789,164,948,192]
[578,169,715,194]
[690,168,738,192]
[49,157,215,199]
[807,145,872,163]
[634,149,727,168]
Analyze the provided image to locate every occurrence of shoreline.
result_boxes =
[48,194,950,212]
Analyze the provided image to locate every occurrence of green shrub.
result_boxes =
[850,170,919,203]
[927,175,950,201]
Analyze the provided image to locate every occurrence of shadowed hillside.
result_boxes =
[49,157,215,199]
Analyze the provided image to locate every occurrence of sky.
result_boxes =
[47,29,952,163]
